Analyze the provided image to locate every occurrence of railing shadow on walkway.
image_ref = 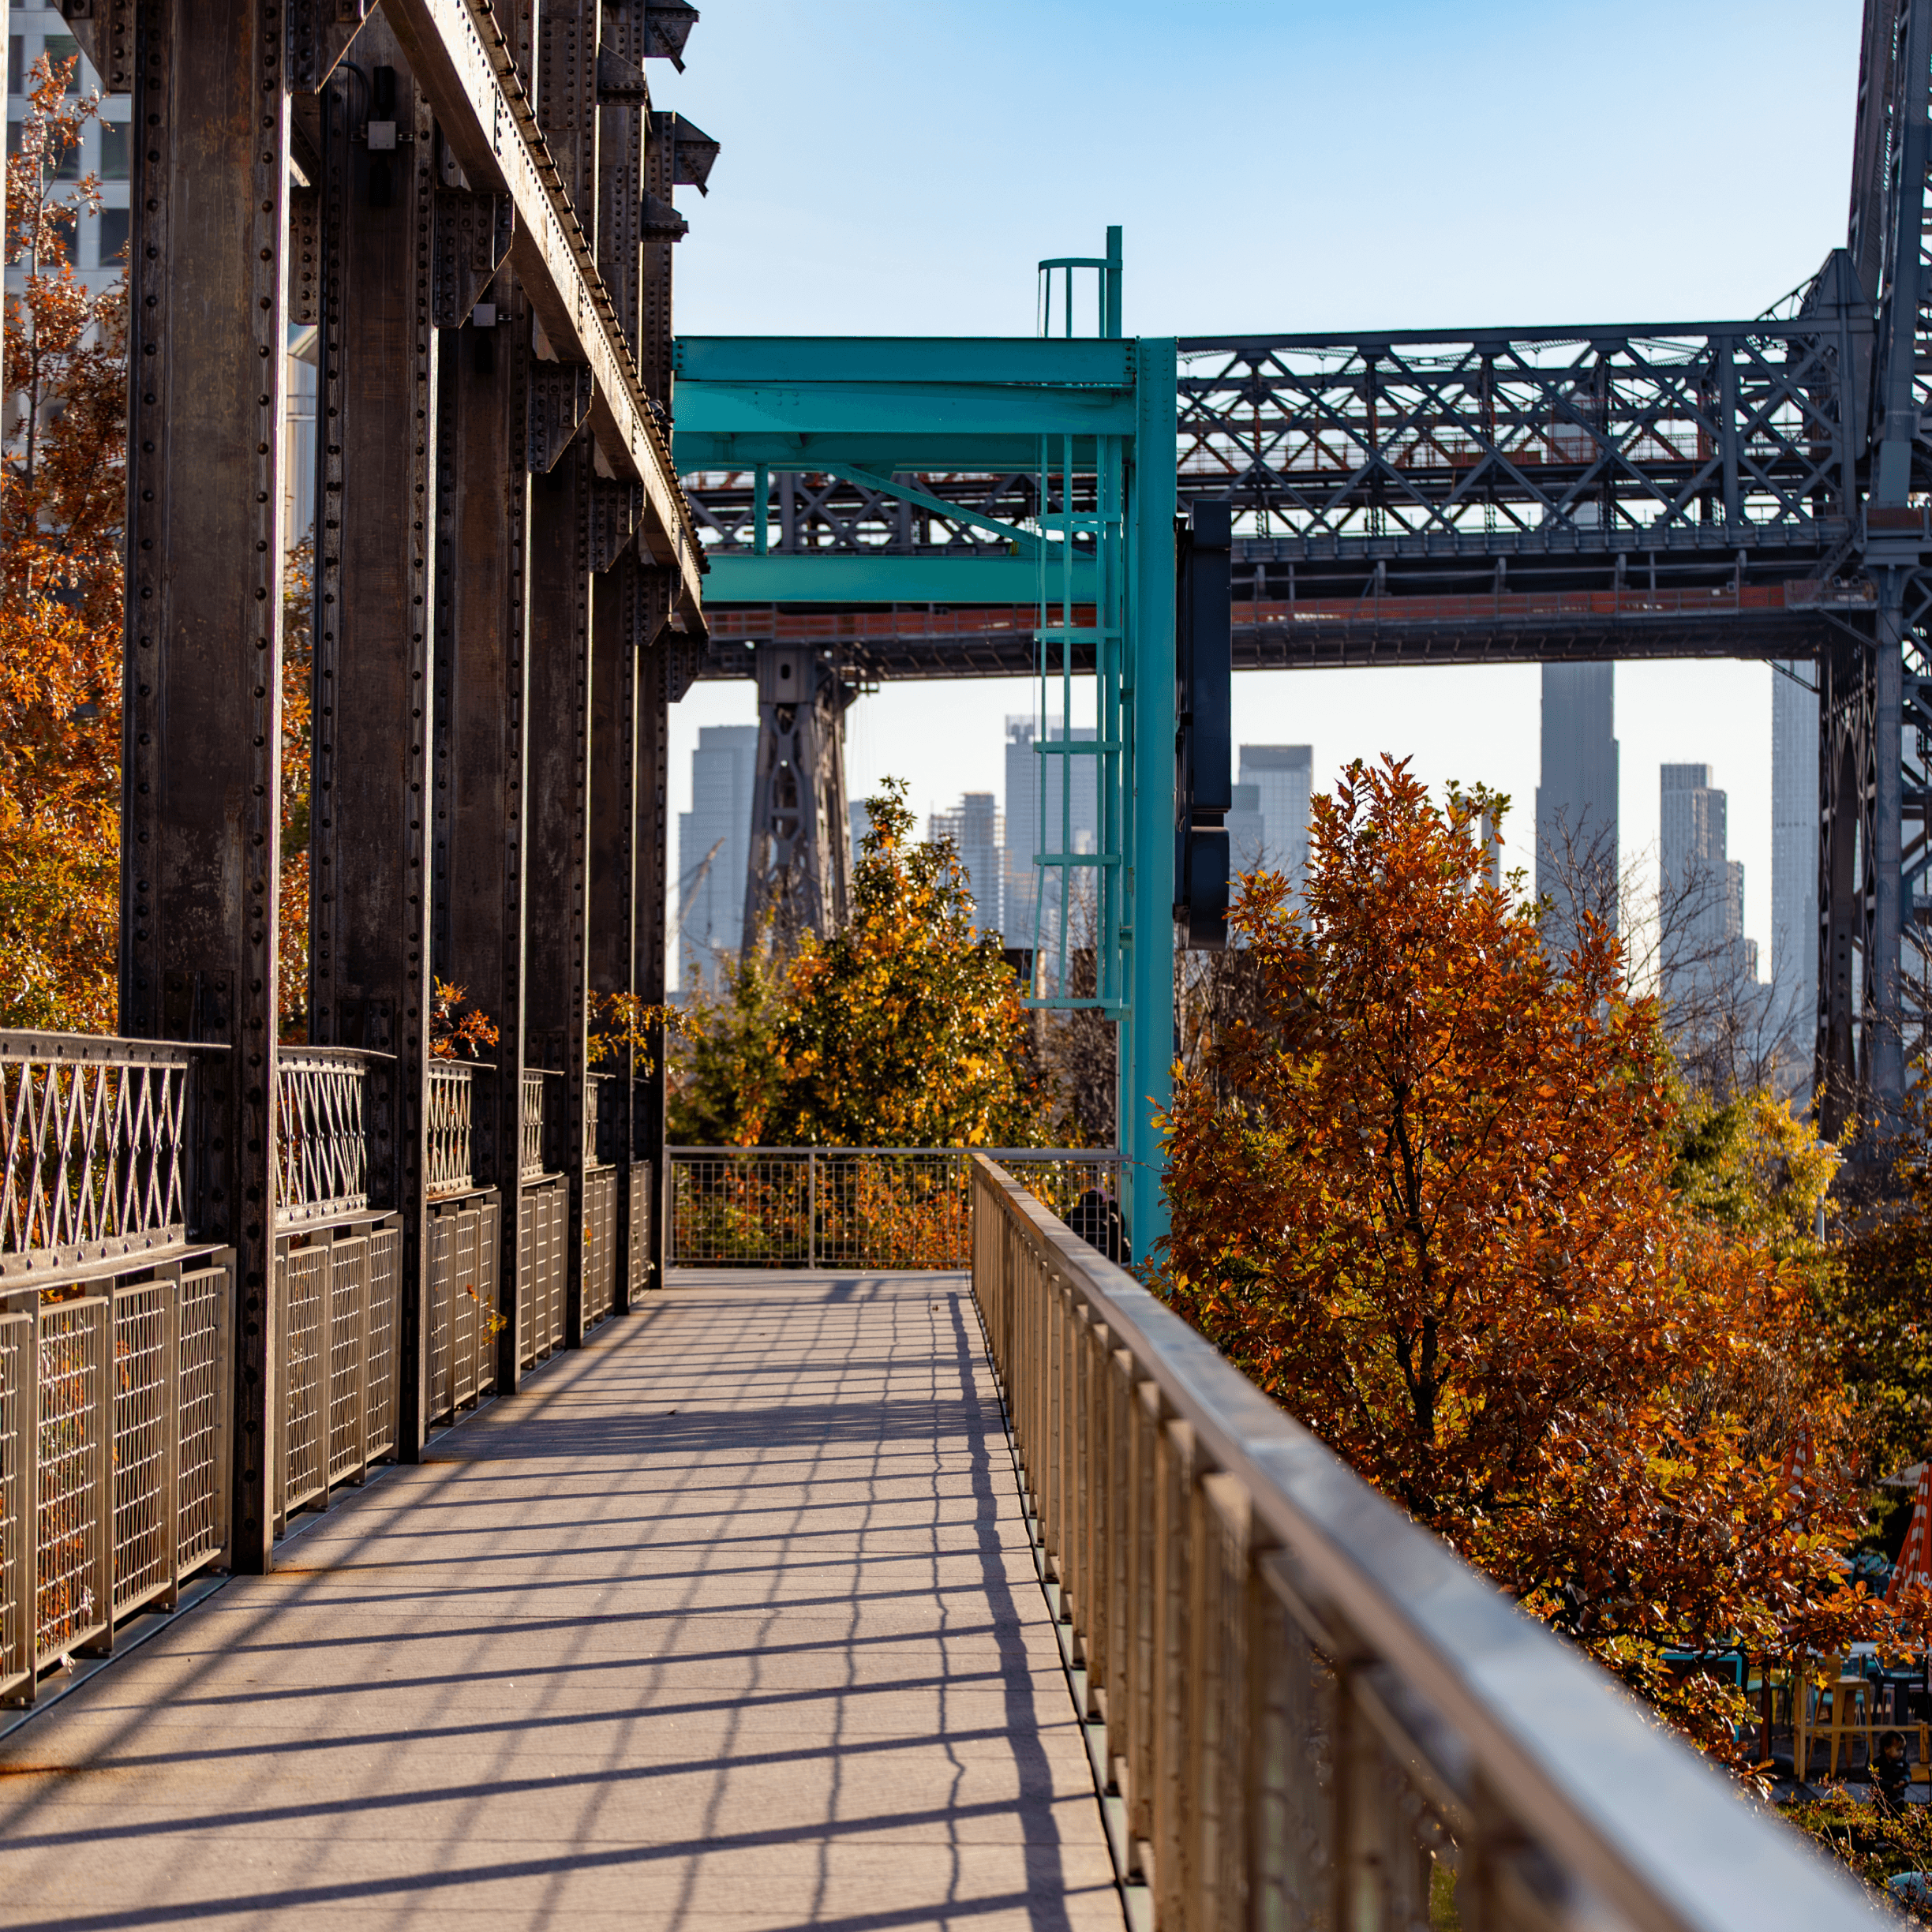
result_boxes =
[0,1268,1124,1932]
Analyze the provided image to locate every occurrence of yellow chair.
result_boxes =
[1807,1657,1874,1780]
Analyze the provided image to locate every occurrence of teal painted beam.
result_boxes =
[676,432,1099,473]
[674,335,1136,387]
[702,552,1096,604]
[1124,339,1178,1264]
[671,378,1137,451]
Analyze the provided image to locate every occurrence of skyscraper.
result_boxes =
[1536,663,1619,939]
[1771,662,1818,1045]
[1226,783,1265,875]
[1661,762,1755,1006]
[1001,715,1097,949]
[676,724,758,987]
[1237,745,1313,889]
[930,793,1004,936]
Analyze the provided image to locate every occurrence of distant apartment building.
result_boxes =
[1001,715,1097,949]
[930,793,1003,937]
[848,799,871,871]
[1236,745,1313,888]
[676,725,758,987]
[1771,662,1818,1044]
[1661,762,1758,1007]
[1536,663,1619,942]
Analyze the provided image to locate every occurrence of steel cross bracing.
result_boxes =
[46,0,711,1574]
[677,0,1932,1127]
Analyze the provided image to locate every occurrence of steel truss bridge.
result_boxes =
[682,0,1932,1129]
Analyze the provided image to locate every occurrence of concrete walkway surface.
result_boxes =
[0,1271,1121,1931]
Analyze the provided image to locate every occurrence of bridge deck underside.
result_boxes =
[0,1275,1117,1931]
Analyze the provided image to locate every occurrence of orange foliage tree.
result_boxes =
[0,55,119,1031]
[1160,756,1888,1754]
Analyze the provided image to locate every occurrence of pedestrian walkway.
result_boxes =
[0,1272,1121,1931]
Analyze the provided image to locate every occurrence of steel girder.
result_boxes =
[91,0,705,1552]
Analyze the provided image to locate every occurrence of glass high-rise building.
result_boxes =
[1236,745,1313,889]
[1535,663,1619,943]
[930,793,1003,938]
[1771,663,1818,1049]
[676,725,758,989]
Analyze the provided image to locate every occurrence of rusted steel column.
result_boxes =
[538,0,600,232]
[119,0,290,1575]
[432,269,532,1391]
[636,590,680,1294]
[310,18,439,1458]
[588,550,653,1310]
[526,437,595,1347]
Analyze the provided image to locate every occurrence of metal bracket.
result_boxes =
[590,478,642,573]
[431,187,514,329]
[288,0,369,96]
[597,47,651,106]
[527,364,593,474]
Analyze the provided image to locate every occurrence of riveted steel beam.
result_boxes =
[381,0,704,616]
[432,270,532,1392]
[309,17,439,1458]
[118,0,290,1575]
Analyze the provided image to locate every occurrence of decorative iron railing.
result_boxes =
[666,1148,1123,1270]
[518,1176,567,1368]
[425,1061,477,1198]
[520,1069,553,1182]
[2,1256,233,1707]
[276,1048,382,1226]
[0,1032,204,1281]
[582,1166,617,1328]
[969,1155,1866,1930]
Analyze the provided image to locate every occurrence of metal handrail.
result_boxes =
[0,1032,212,1279]
[425,1061,475,1197]
[519,1069,551,1182]
[968,1155,1866,1931]
[277,1048,382,1226]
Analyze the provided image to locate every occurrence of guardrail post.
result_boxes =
[117,0,290,1573]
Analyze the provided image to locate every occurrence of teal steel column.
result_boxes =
[1123,339,1177,1258]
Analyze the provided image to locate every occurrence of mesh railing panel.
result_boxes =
[35,1297,107,1663]
[279,1245,329,1515]
[582,1166,616,1327]
[110,1283,172,1615]
[1,1040,192,1276]
[176,1262,228,1574]
[628,1162,651,1298]
[517,1186,536,1367]
[0,1310,28,1694]
[364,1226,400,1463]
[667,1150,1121,1269]
[326,1237,368,1485]
[474,1199,500,1396]
[451,1208,479,1409]
[541,1181,566,1356]
[671,1153,811,1266]
[427,1215,455,1421]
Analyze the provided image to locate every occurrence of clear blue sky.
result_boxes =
[656,1,1863,974]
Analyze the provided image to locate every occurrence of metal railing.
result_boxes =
[0,1032,202,1281]
[582,1166,617,1328]
[968,1156,1866,1932]
[518,1175,567,1368]
[426,1196,501,1422]
[668,1147,1123,1269]
[520,1069,547,1181]
[2,1256,232,1706]
[274,1219,401,1523]
[278,1047,381,1226]
[425,1061,477,1198]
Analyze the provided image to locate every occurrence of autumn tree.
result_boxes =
[1161,756,1885,1754]
[668,781,1052,1147]
[0,55,120,1031]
